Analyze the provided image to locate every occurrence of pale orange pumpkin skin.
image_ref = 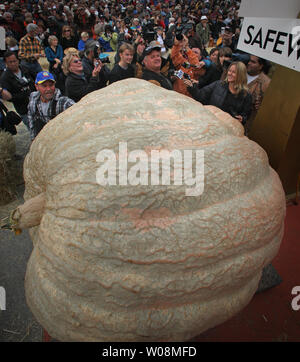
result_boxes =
[21,79,285,341]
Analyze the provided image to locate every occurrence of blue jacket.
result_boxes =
[45,45,64,64]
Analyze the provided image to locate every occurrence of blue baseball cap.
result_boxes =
[35,71,55,84]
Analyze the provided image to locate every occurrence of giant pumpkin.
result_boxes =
[13,79,285,341]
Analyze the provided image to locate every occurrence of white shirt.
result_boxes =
[247,74,259,84]
[40,101,50,117]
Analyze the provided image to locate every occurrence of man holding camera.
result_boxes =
[217,26,237,52]
[0,51,35,130]
[82,40,110,86]
[141,41,173,90]
[171,34,202,98]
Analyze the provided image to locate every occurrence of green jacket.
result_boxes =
[195,23,211,46]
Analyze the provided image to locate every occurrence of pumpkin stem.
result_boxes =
[9,192,46,231]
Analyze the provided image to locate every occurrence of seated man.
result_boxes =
[82,40,110,86]
[0,51,35,130]
[28,71,75,140]
[18,24,44,76]
[141,41,173,90]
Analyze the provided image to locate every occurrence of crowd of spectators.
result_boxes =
[0,0,272,140]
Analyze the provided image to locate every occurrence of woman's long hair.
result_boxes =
[62,25,74,38]
[225,61,248,96]
[62,52,78,75]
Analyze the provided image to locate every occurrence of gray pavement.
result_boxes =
[0,122,43,342]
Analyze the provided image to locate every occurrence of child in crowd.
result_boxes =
[77,32,90,51]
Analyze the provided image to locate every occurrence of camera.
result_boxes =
[17,76,30,93]
[124,17,131,25]
[99,54,110,64]
[142,20,156,43]
[175,26,184,41]
[170,69,191,80]
[175,22,193,41]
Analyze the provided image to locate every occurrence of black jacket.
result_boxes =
[109,64,135,84]
[142,69,173,90]
[82,56,110,85]
[188,80,252,124]
[197,63,223,89]
[0,65,35,115]
[65,72,103,103]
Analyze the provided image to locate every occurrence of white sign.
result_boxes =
[239,0,300,19]
[237,17,300,72]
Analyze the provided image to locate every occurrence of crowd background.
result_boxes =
[0,0,273,138]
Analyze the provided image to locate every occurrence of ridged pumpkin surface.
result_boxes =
[23,79,285,341]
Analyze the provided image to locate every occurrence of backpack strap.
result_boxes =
[50,98,58,119]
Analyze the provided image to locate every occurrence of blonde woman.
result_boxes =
[184,61,252,126]
[45,35,63,72]
[61,25,78,51]
[63,52,102,102]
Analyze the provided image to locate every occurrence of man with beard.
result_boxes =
[27,71,74,140]
[245,55,271,136]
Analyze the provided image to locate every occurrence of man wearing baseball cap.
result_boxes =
[141,41,173,90]
[27,71,74,140]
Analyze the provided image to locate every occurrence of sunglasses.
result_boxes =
[72,59,82,64]
[64,29,71,32]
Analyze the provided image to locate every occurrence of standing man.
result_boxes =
[195,16,211,48]
[246,55,271,136]
[0,51,35,130]
[28,71,75,140]
[18,24,45,76]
